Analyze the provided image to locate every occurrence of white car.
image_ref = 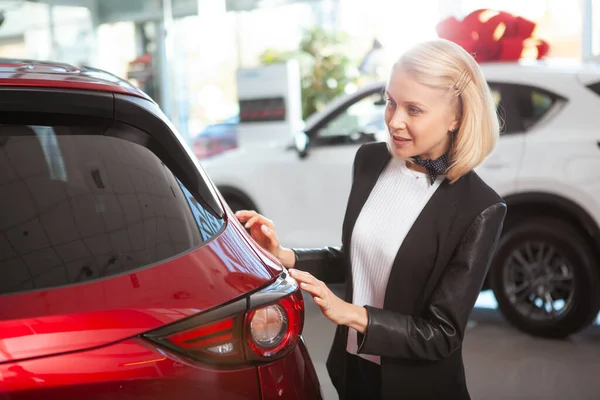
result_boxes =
[201,61,600,338]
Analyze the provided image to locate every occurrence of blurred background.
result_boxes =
[2,1,600,399]
[0,0,591,147]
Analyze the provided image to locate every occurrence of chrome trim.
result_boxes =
[143,271,297,341]
[248,270,299,310]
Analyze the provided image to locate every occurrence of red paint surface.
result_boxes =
[0,67,321,398]
[0,338,261,400]
[0,221,278,363]
[0,61,150,99]
[258,340,323,400]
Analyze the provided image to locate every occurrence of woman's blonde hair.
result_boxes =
[391,39,499,183]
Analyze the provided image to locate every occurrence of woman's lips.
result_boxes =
[392,135,412,147]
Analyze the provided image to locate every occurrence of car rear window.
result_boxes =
[0,119,224,295]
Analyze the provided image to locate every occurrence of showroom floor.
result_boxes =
[302,287,600,400]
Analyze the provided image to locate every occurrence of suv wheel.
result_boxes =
[490,218,600,338]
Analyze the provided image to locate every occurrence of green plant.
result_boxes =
[259,26,359,119]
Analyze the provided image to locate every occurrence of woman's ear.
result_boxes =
[449,99,461,132]
[448,119,459,133]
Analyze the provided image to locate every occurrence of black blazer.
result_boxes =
[293,142,506,400]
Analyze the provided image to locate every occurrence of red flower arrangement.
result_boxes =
[436,9,550,62]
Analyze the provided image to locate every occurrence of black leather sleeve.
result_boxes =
[292,247,345,283]
[356,201,507,360]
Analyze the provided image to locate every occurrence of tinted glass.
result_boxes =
[489,83,511,135]
[586,81,600,98]
[312,92,386,147]
[318,92,386,139]
[516,86,556,130]
[489,83,559,134]
[0,122,223,295]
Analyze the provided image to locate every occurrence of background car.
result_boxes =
[0,60,322,400]
[202,62,600,339]
[192,115,239,160]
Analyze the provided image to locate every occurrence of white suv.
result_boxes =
[202,61,600,338]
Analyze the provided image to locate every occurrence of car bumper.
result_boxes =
[258,337,323,400]
[0,336,322,400]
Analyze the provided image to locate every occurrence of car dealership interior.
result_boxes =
[1,1,600,399]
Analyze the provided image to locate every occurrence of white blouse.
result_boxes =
[346,157,443,365]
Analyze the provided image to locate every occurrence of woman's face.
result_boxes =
[385,67,460,160]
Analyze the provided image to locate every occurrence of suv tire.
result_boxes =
[490,217,600,338]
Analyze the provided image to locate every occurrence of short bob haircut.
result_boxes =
[388,39,500,183]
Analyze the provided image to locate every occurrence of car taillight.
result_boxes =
[162,316,245,364]
[143,274,304,366]
[245,290,303,361]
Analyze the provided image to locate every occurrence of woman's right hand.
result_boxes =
[234,210,282,258]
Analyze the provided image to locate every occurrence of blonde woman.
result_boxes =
[236,39,506,400]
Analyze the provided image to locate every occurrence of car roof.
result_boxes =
[480,59,600,73]
[480,59,600,82]
[0,58,152,100]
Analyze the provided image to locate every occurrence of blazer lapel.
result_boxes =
[342,144,391,249]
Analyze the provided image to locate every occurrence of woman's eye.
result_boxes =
[408,106,421,115]
[385,97,395,106]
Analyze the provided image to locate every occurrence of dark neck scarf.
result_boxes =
[411,153,449,184]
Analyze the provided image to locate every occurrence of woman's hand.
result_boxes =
[235,210,280,254]
[289,269,368,333]
[234,210,296,268]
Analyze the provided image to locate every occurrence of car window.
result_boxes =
[314,92,386,145]
[586,81,600,97]
[488,83,511,135]
[515,87,556,130]
[0,120,223,295]
[491,87,502,106]
[489,82,559,134]
[488,83,524,135]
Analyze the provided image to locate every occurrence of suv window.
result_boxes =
[489,83,513,135]
[489,82,559,134]
[586,81,600,98]
[515,86,556,130]
[314,91,386,146]
[0,119,223,295]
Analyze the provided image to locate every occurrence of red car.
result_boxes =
[0,60,322,400]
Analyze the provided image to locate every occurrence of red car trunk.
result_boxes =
[0,62,322,400]
[0,219,280,363]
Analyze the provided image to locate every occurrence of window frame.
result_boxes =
[515,84,564,131]
[0,88,227,295]
[0,118,226,295]
[488,81,565,135]
[306,87,386,148]
[0,86,223,219]
[488,82,522,135]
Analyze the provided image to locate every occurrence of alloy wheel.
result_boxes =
[502,240,575,322]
